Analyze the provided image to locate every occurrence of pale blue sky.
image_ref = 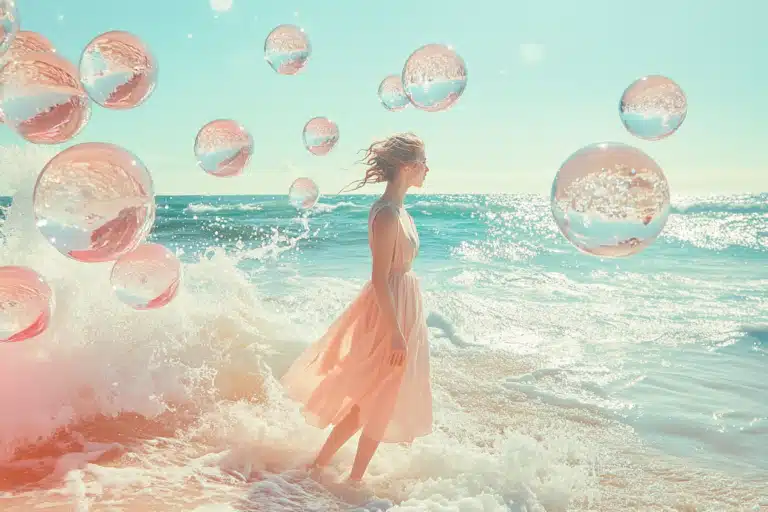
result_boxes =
[3,0,766,195]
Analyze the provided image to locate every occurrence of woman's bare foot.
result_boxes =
[300,461,321,472]
[344,476,363,488]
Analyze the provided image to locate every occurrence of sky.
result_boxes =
[1,0,766,195]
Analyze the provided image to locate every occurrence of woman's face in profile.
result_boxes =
[406,150,429,188]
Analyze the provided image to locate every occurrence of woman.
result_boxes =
[281,132,432,482]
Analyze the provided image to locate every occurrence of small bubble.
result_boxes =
[195,119,253,177]
[111,243,181,310]
[378,75,409,112]
[619,75,687,141]
[264,24,310,75]
[289,178,320,209]
[302,117,339,156]
[402,43,467,112]
[0,266,53,343]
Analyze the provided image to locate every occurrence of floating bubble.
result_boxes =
[0,32,56,126]
[619,75,687,141]
[302,116,338,156]
[551,142,671,258]
[0,266,53,343]
[33,142,156,262]
[194,119,253,177]
[79,30,158,109]
[402,43,467,112]
[264,24,310,75]
[288,177,320,209]
[0,0,19,57]
[0,52,91,143]
[110,243,181,310]
[378,74,409,112]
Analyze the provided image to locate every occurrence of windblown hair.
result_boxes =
[340,132,424,193]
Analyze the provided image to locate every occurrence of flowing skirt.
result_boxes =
[281,271,432,443]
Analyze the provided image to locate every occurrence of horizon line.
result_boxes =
[147,191,767,198]
[0,191,765,199]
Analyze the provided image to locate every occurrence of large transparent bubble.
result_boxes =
[33,142,156,262]
[0,52,91,144]
[0,30,57,125]
[79,30,158,109]
[551,142,671,258]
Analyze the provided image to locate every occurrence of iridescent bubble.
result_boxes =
[619,75,687,141]
[0,31,56,124]
[110,243,181,310]
[302,116,338,156]
[551,142,671,258]
[0,266,53,343]
[0,0,20,58]
[194,119,253,177]
[79,31,158,109]
[0,52,91,144]
[264,24,310,75]
[378,74,409,112]
[288,177,320,209]
[402,43,467,112]
[33,142,156,263]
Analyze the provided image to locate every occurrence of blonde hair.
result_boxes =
[341,132,424,193]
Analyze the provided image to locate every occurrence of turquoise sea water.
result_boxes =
[156,193,768,470]
[157,193,768,469]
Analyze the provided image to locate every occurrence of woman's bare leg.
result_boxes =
[311,406,361,468]
[348,434,380,481]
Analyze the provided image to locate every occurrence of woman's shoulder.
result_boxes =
[369,199,400,226]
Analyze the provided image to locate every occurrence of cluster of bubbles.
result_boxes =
[0,25,157,142]
[375,43,468,113]
[0,0,688,344]
[0,0,175,343]
[203,26,470,212]
[191,24,325,209]
[551,75,687,256]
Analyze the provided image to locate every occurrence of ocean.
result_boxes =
[0,149,766,511]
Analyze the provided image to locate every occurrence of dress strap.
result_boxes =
[368,200,402,269]
[368,200,400,230]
